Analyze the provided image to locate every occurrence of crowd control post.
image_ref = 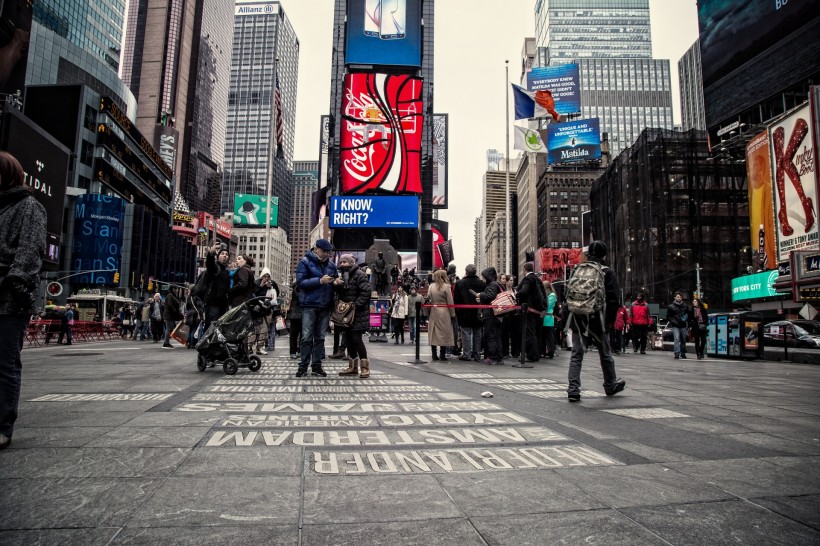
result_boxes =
[409,301,426,364]
[512,303,533,368]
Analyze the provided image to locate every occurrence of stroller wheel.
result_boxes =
[248,355,262,372]
[223,357,238,375]
[197,353,207,372]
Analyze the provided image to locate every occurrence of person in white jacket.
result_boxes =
[390,285,409,344]
[253,267,279,354]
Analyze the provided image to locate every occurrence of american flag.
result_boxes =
[275,74,284,159]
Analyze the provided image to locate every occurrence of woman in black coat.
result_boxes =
[229,254,256,308]
[333,254,372,378]
[692,297,709,360]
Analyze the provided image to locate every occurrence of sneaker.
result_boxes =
[458,356,471,361]
[605,379,626,396]
[295,369,307,378]
[680,354,688,359]
[290,353,298,359]
[311,368,328,378]
[674,355,679,359]
[257,347,268,355]
[640,350,646,354]
[162,343,173,349]
[567,393,581,402]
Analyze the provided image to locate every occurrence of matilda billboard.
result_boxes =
[345,0,422,67]
[745,130,777,269]
[526,63,581,116]
[546,118,601,165]
[340,73,423,194]
[770,104,818,261]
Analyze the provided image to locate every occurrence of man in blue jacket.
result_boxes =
[295,239,338,377]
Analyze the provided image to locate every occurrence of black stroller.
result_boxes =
[196,296,272,375]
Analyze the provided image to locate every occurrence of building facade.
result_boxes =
[536,168,598,249]
[222,0,299,240]
[515,152,547,269]
[290,160,319,277]
[678,40,705,131]
[233,225,292,294]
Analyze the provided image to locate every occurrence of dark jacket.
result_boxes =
[0,189,46,316]
[204,251,230,308]
[286,284,302,320]
[184,295,203,326]
[296,251,338,308]
[149,299,164,322]
[692,305,709,329]
[333,264,371,331]
[454,273,486,327]
[479,267,503,320]
[162,292,182,321]
[229,265,255,307]
[667,301,690,328]
[516,272,547,312]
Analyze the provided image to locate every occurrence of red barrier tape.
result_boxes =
[420,303,543,315]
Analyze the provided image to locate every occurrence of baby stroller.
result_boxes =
[196,296,272,375]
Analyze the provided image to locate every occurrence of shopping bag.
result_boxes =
[170,321,189,345]
[275,316,286,331]
[491,291,517,316]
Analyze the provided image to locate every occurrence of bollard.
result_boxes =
[512,303,533,368]
[408,300,426,364]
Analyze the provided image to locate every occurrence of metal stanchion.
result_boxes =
[512,303,533,368]
[409,301,426,364]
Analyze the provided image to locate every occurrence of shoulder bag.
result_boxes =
[331,299,355,327]
[491,290,517,316]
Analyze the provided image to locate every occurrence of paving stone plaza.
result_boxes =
[1,338,819,544]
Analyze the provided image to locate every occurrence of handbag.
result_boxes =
[491,291,517,316]
[331,300,356,327]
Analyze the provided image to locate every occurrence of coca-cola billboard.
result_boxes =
[340,73,423,194]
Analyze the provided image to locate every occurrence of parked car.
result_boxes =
[762,320,820,349]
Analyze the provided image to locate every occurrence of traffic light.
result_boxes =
[113,271,120,284]
[147,280,153,291]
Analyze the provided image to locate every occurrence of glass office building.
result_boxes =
[223,0,300,240]
[534,0,672,157]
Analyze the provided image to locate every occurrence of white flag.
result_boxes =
[514,125,547,153]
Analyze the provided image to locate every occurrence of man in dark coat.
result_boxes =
[203,242,230,331]
[295,239,338,377]
[666,292,690,359]
[454,264,486,362]
[516,262,547,362]
[162,289,182,348]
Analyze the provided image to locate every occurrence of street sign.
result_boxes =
[46,282,63,297]
[799,303,818,320]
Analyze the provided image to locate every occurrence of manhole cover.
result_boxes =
[52,353,103,357]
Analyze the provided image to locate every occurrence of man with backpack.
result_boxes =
[516,262,548,362]
[563,241,626,401]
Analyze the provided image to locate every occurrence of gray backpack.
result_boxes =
[565,261,606,315]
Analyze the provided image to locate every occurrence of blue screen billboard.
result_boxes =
[345,0,421,67]
[546,118,602,165]
[72,194,126,285]
[526,63,581,116]
[329,195,419,229]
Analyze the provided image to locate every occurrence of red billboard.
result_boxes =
[340,73,423,194]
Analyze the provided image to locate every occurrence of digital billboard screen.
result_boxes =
[340,73,423,194]
[345,0,421,67]
[233,193,279,227]
[329,195,419,229]
[546,118,601,165]
[526,63,581,116]
[432,114,447,207]
[72,194,126,285]
[745,131,777,270]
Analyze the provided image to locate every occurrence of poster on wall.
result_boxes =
[340,73,423,194]
[745,130,777,269]
[432,114,447,207]
[769,104,818,262]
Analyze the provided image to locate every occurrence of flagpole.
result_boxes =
[265,57,279,271]
[505,60,511,277]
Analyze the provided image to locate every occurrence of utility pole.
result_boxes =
[504,60,511,276]
[696,262,702,299]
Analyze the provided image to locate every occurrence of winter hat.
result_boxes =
[260,267,271,277]
[587,240,608,259]
[315,239,334,251]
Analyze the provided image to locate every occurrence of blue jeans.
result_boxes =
[300,307,330,370]
[672,327,688,357]
[0,314,29,438]
[140,320,150,340]
[408,316,417,341]
[460,325,483,360]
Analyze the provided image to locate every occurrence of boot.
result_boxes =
[330,349,345,359]
[439,346,448,360]
[311,364,328,377]
[359,358,370,378]
[431,347,439,361]
[339,357,359,376]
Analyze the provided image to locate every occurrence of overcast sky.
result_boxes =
[276,0,700,268]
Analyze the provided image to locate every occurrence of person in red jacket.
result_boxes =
[612,304,631,354]
[630,292,651,354]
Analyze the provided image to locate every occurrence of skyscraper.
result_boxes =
[121,0,233,213]
[222,0,299,240]
[678,40,705,131]
[290,161,319,277]
[534,0,673,156]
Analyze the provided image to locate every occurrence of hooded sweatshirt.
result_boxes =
[478,267,503,320]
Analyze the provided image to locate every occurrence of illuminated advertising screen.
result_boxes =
[731,270,779,302]
[546,118,601,165]
[345,0,421,67]
[526,63,581,116]
[340,73,423,194]
[432,114,447,207]
[328,195,419,229]
[319,115,330,188]
[233,193,279,227]
[769,104,818,261]
[745,131,777,270]
[72,194,126,285]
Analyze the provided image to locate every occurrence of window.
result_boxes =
[80,140,94,167]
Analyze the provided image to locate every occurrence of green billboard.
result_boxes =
[233,193,278,227]
[731,270,779,302]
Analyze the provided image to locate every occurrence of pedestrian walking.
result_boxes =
[162,288,182,348]
[0,150,47,450]
[286,281,302,359]
[630,292,651,353]
[541,280,557,358]
[564,241,626,401]
[611,304,631,354]
[406,285,424,343]
[390,285,408,344]
[253,267,277,354]
[454,264,486,362]
[57,304,74,345]
[516,262,548,362]
[427,269,455,361]
[478,267,504,365]
[132,299,144,339]
[139,296,151,340]
[667,292,690,359]
[295,239,337,377]
[333,254,372,378]
[184,285,203,349]
[203,242,230,331]
[692,297,709,359]
[149,293,164,343]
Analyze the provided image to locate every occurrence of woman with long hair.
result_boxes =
[541,280,558,358]
[229,254,256,308]
[692,297,709,359]
[333,254,372,378]
[427,269,455,360]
